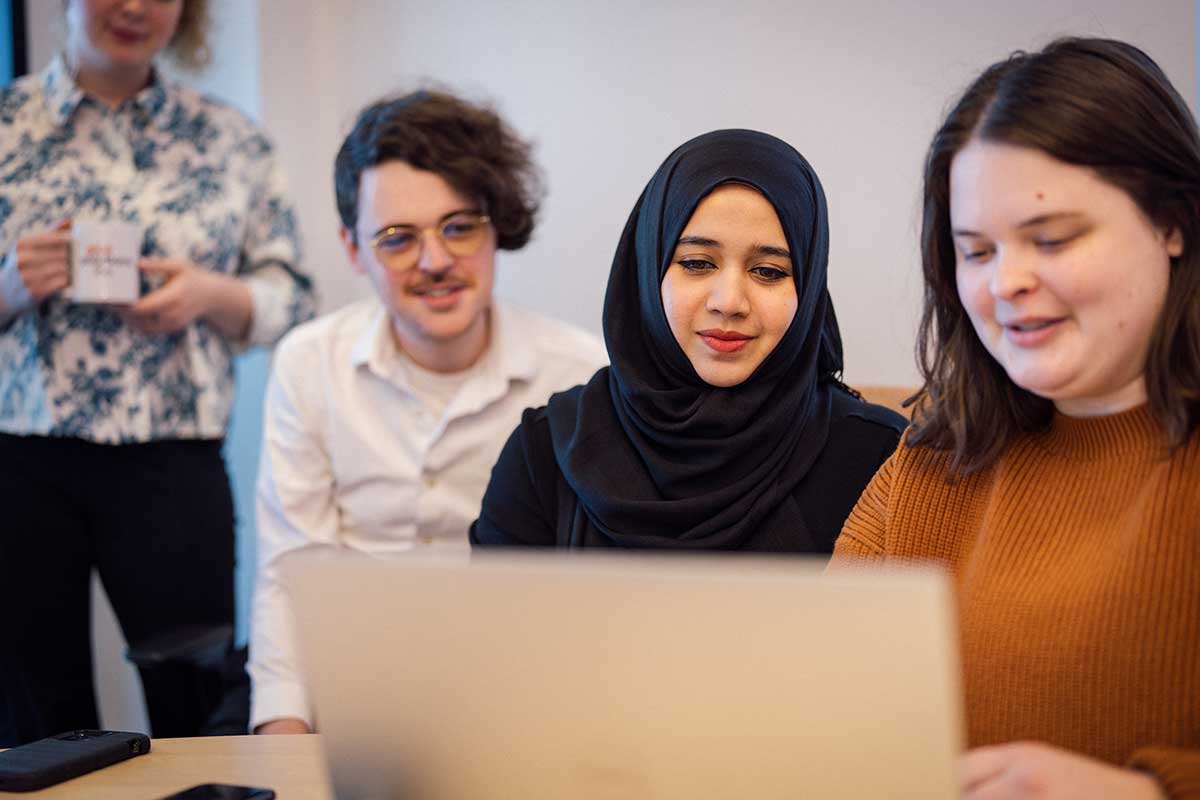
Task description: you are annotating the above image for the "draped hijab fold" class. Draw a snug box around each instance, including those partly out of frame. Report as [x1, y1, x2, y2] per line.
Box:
[546, 129, 844, 549]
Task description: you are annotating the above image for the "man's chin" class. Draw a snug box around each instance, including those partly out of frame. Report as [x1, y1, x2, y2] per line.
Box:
[408, 307, 487, 341]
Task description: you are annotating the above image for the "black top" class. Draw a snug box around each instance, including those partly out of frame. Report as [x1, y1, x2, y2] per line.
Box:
[552, 129, 860, 549]
[473, 129, 901, 552]
[471, 385, 905, 553]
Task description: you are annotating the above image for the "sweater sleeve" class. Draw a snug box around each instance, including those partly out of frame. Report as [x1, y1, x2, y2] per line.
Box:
[1129, 746, 1200, 799]
[828, 447, 898, 566]
[470, 407, 559, 547]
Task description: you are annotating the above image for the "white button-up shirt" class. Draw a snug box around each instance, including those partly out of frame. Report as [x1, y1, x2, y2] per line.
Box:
[248, 298, 607, 729]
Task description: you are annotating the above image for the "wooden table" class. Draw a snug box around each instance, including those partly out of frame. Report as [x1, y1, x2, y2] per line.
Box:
[11, 735, 333, 799]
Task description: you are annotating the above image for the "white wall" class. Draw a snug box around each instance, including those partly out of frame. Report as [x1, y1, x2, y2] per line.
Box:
[24, 1, 56, 73]
[259, 0, 1195, 387]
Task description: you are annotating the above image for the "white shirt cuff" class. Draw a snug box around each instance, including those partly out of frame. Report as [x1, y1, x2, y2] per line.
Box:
[243, 267, 303, 348]
[249, 679, 314, 733]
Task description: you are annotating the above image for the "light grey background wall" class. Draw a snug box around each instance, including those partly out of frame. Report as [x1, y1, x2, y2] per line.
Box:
[259, 0, 1196, 388]
[24, 1, 55, 72]
[16, 0, 1199, 732]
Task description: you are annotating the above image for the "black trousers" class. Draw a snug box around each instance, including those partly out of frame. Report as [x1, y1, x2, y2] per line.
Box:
[0, 434, 235, 746]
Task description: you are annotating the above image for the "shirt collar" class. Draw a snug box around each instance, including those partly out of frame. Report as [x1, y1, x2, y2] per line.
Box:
[488, 301, 540, 383]
[349, 304, 395, 373]
[42, 54, 85, 126]
[128, 69, 172, 124]
[42, 53, 173, 128]
[349, 300, 540, 386]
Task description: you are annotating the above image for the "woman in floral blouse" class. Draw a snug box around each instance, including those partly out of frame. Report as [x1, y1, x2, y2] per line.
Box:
[0, 0, 315, 745]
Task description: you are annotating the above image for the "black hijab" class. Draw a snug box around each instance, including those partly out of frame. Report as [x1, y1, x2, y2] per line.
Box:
[546, 129, 843, 550]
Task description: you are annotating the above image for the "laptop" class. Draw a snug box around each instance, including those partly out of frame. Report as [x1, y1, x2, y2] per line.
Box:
[284, 552, 963, 799]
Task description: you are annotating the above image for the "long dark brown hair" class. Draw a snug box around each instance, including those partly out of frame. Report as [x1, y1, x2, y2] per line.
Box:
[908, 37, 1200, 473]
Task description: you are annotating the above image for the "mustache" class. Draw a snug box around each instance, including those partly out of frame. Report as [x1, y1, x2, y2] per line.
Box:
[406, 270, 472, 292]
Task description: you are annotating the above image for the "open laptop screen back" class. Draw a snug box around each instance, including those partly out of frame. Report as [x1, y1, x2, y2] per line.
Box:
[286, 552, 962, 800]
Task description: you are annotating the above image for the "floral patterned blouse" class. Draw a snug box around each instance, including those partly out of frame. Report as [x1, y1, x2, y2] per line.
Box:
[0, 56, 315, 444]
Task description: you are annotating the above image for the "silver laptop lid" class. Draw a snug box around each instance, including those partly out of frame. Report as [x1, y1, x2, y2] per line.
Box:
[285, 552, 962, 800]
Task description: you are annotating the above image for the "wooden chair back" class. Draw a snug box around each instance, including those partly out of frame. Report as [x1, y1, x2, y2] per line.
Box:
[854, 385, 919, 419]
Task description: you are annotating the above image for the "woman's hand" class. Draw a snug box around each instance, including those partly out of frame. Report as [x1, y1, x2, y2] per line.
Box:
[254, 717, 312, 735]
[6, 220, 71, 303]
[121, 258, 252, 339]
[960, 742, 1166, 800]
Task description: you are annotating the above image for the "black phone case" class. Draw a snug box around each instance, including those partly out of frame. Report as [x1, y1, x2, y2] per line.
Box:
[0, 730, 151, 792]
[159, 784, 276, 800]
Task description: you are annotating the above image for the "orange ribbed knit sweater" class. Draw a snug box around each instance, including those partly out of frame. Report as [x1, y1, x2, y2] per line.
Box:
[832, 405, 1200, 799]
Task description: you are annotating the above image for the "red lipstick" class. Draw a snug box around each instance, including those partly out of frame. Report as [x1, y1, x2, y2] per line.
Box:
[698, 329, 753, 353]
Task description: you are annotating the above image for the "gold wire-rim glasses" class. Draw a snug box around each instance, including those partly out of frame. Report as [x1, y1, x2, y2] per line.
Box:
[368, 210, 493, 269]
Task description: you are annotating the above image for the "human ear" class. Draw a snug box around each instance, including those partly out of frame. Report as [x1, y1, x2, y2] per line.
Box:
[339, 226, 365, 274]
[1165, 226, 1184, 258]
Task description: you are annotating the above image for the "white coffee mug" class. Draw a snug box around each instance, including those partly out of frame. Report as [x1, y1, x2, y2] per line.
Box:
[70, 221, 142, 304]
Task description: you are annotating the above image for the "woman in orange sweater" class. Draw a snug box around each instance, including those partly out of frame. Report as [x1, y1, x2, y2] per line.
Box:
[832, 38, 1199, 799]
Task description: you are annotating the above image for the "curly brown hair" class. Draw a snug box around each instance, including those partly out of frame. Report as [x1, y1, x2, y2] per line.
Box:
[907, 37, 1200, 474]
[334, 90, 542, 250]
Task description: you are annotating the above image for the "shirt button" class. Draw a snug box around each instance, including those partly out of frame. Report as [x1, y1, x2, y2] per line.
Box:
[423, 475, 436, 489]
[417, 533, 434, 545]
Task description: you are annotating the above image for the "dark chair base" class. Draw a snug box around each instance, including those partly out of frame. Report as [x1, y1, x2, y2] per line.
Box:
[125, 624, 250, 737]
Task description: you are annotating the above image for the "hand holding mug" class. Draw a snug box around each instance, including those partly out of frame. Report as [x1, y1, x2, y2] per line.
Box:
[119, 257, 222, 335]
[7, 220, 71, 302]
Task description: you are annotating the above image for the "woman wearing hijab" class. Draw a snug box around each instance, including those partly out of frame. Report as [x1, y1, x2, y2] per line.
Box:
[471, 129, 905, 553]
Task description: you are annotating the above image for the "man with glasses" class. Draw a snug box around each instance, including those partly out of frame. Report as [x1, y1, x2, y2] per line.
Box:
[248, 91, 607, 734]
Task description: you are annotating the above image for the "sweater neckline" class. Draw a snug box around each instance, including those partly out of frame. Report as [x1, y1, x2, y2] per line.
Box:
[1040, 403, 1164, 460]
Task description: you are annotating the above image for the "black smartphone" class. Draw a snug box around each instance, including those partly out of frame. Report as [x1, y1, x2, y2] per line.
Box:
[157, 784, 275, 800]
[0, 729, 150, 792]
